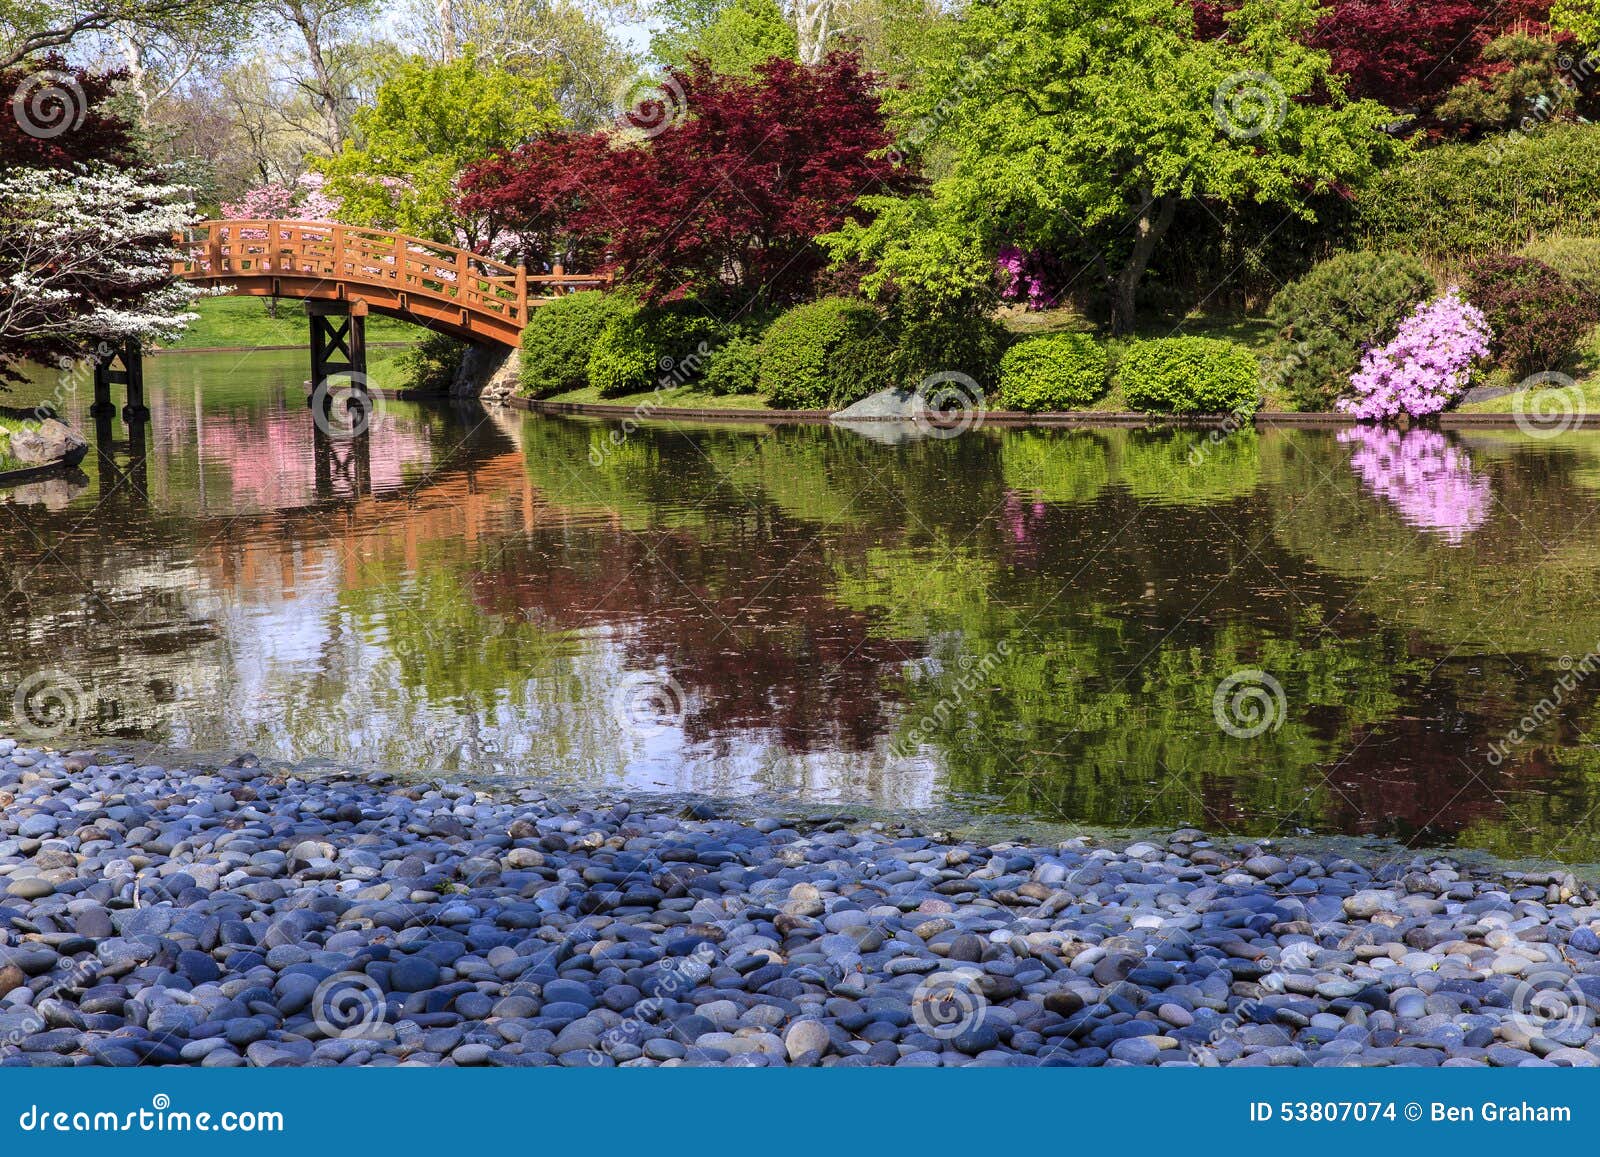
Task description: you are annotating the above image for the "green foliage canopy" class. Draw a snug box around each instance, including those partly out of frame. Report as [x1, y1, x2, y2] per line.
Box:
[319, 53, 563, 244]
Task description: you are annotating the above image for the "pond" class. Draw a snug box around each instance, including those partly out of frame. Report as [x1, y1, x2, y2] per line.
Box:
[3, 349, 1600, 862]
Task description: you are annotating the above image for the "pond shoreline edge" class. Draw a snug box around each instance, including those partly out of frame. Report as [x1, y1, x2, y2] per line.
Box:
[493, 396, 1545, 429]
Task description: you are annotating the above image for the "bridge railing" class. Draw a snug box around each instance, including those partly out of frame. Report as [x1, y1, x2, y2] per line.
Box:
[174, 221, 611, 332]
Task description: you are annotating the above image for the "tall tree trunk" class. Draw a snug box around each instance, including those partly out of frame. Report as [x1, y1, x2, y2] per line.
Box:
[281, 0, 345, 152]
[437, 0, 457, 61]
[792, 0, 833, 65]
[115, 28, 152, 125]
[1109, 191, 1178, 336]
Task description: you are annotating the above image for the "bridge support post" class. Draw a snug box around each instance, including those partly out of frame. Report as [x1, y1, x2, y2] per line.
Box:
[92, 340, 146, 422]
[306, 299, 368, 402]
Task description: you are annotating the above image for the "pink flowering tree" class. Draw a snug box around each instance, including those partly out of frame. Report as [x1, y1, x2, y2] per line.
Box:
[221, 174, 343, 223]
[1338, 288, 1493, 421]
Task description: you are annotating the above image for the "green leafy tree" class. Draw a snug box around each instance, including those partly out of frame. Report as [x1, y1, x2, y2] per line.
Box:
[840, 0, 1399, 334]
[1551, 0, 1600, 45]
[691, 0, 798, 75]
[319, 53, 563, 245]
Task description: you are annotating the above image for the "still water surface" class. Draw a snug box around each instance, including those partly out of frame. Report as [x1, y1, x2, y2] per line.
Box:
[5, 351, 1600, 860]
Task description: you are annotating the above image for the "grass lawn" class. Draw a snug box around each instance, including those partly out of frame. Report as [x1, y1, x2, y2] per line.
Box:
[164, 296, 417, 351]
[0, 414, 41, 472]
[1456, 323, 1600, 414]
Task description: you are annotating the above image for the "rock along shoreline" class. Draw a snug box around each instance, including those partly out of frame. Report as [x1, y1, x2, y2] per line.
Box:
[2, 734, 1597, 1069]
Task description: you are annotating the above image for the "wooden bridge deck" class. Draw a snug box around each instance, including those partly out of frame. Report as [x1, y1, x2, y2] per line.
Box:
[174, 221, 608, 347]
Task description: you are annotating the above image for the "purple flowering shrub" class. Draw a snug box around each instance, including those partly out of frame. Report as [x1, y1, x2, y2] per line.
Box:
[1338, 288, 1492, 420]
[996, 246, 1067, 311]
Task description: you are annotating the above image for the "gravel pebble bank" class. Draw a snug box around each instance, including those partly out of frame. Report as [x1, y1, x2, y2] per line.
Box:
[1, 736, 1597, 1068]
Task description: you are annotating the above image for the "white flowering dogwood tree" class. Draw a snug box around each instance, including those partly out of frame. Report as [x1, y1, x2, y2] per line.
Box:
[0, 164, 200, 382]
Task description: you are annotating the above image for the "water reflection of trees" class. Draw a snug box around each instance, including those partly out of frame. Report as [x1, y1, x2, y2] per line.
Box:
[17, 387, 1600, 856]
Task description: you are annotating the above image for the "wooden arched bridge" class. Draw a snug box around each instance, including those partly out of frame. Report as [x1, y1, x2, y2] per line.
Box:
[94, 220, 608, 421]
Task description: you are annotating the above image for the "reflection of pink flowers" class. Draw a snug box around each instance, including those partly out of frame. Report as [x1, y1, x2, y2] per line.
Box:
[1339, 426, 1491, 545]
[1339, 288, 1492, 420]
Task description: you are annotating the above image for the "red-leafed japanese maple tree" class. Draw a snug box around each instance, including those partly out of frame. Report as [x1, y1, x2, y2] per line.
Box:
[457, 51, 913, 305]
[1193, 0, 1554, 113]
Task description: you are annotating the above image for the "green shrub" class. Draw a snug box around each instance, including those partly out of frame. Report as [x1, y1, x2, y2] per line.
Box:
[995, 333, 1109, 412]
[1265, 251, 1435, 410]
[1359, 124, 1600, 259]
[1464, 254, 1595, 375]
[520, 290, 634, 397]
[399, 331, 465, 392]
[891, 309, 1011, 391]
[586, 300, 726, 398]
[1119, 337, 1261, 415]
[703, 333, 763, 395]
[1520, 235, 1600, 295]
[758, 297, 894, 409]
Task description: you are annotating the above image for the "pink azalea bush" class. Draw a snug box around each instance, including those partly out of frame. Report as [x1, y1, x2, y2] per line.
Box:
[1338, 288, 1492, 420]
[996, 245, 1065, 311]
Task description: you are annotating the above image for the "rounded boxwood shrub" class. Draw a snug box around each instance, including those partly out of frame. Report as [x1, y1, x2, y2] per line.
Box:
[703, 333, 763, 395]
[519, 290, 633, 398]
[892, 309, 1011, 392]
[1464, 254, 1595, 375]
[758, 297, 893, 409]
[1119, 337, 1261, 415]
[586, 300, 726, 398]
[1265, 251, 1435, 410]
[995, 333, 1109, 411]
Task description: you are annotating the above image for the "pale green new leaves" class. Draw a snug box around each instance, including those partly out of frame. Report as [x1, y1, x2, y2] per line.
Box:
[318, 53, 564, 243]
